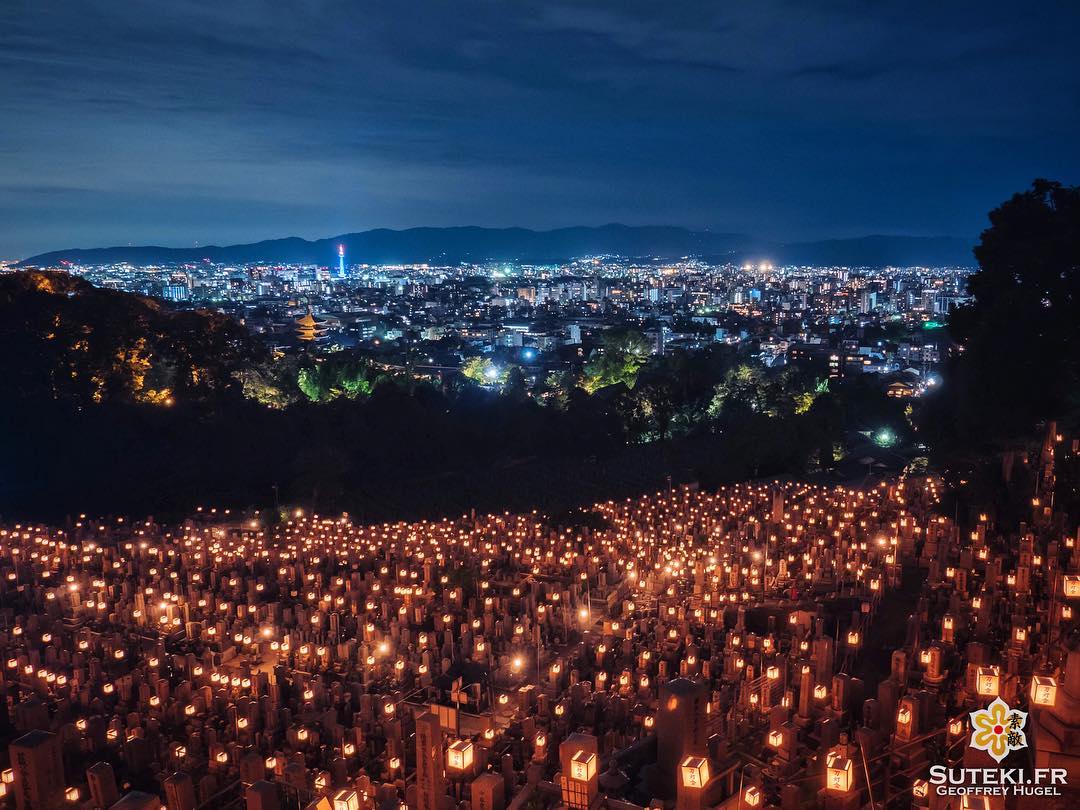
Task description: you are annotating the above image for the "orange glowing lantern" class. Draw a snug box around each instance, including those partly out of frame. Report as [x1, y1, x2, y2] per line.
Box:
[333, 789, 360, 810]
[1031, 676, 1058, 707]
[1064, 575, 1080, 598]
[826, 753, 853, 793]
[680, 756, 709, 788]
[447, 739, 474, 771]
[976, 666, 1000, 697]
[570, 750, 597, 781]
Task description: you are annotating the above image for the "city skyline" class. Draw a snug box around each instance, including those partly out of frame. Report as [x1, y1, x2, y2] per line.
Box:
[2, 4, 1080, 809]
[3, 2, 1079, 258]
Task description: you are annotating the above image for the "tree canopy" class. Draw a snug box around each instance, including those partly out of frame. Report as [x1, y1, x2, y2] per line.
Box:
[0, 270, 258, 406]
[0, 269, 927, 522]
[582, 328, 651, 393]
[935, 179, 1080, 447]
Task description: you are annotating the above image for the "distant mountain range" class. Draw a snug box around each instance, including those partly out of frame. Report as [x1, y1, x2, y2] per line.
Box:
[18, 225, 975, 268]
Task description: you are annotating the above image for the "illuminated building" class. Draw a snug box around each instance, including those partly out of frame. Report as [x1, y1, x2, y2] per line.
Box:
[296, 308, 329, 342]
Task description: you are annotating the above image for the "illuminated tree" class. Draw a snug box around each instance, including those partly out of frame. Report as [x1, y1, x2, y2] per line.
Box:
[235, 357, 301, 409]
[462, 357, 505, 385]
[541, 371, 574, 410]
[0, 270, 258, 407]
[582, 328, 650, 393]
[296, 355, 375, 403]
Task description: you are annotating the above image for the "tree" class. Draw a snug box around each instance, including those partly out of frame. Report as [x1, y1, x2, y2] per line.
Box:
[235, 356, 301, 409]
[941, 180, 1080, 445]
[582, 328, 651, 393]
[462, 356, 505, 385]
[503, 366, 528, 401]
[0, 270, 259, 407]
[295, 354, 375, 403]
[541, 371, 574, 410]
[708, 365, 767, 416]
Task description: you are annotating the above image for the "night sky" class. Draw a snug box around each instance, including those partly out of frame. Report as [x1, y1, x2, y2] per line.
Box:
[2, 1, 1078, 259]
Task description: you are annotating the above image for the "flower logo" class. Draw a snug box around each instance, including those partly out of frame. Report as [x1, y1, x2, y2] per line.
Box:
[969, 698, 1027, 763]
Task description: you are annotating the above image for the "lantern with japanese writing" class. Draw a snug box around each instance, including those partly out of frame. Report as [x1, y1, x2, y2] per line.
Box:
[447, 740, 474, 772]
[826, 753, 853, 793]
[333, 790, 360, 810]
[976, 666, 1000, 697]
[680, 756, 709, 788]
[1031, 676, 1058, 707]
[570, 750, 597, 782]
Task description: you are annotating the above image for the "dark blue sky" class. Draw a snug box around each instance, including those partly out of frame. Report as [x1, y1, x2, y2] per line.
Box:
[2, 0, 1078, 258]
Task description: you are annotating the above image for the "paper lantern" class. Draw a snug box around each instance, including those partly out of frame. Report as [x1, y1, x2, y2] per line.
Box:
[333, 789, 360, 810]
[570, 750, 597, 781]
[1031, 676, 1058, 707]
[826, 753, 853, 793]
[447, 739, 474, 771]
[1064, 575, 1080, 598]
[976, 666, 1000, 697]
[680, 756, 709, 788]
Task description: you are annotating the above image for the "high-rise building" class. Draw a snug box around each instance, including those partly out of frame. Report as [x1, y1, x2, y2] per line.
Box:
[161, 283, 190, 301]
[10, 730, 64, 810]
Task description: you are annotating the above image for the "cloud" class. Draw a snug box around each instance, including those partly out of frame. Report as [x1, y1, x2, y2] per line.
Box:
[0, 0, 1078, 257]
